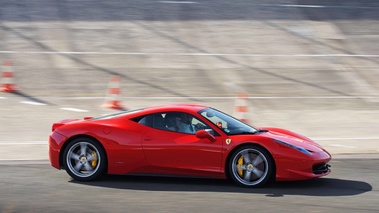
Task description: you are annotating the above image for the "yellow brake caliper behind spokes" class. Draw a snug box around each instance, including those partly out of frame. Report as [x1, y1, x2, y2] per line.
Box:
[91, 151, 98, 168]
[237, 155, 244, 177]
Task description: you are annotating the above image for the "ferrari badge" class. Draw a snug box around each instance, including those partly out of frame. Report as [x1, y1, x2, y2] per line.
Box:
[226, 139, 232, 145]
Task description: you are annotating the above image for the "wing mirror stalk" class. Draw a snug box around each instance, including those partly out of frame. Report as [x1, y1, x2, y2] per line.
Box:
[196, 129, 216, 142]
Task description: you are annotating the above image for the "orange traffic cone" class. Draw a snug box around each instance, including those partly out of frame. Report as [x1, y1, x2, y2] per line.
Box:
[103, 75, 125, 110]
[1, 60, 18, 92]
[233, 93, 249, 123]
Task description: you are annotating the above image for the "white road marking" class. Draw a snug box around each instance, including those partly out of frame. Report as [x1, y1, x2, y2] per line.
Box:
[0, 141, 46, 145]
[259, 4, 379, 9]
[328, 144, 357, 149]
[3, 96, 378, 101]
[0, 51, 379, 57]
[278, 4, 325, 8]
[333, 154, 379, 159]
[4, 95, 379, 106]
[158, 1, 197, 3]
[314, 137, 379, 141]
[241, 96, 379, 100]
[60, 107, 89, 112]
[0, 160, 49, 164]
[46, 96, 378, 100]
[20, 101, 47, 106]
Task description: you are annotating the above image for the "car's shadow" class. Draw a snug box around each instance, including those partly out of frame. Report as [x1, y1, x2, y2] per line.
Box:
[70, 175, 372, 197]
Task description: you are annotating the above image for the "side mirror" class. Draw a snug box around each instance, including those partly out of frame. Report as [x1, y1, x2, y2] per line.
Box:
[196, 130, 216, 142]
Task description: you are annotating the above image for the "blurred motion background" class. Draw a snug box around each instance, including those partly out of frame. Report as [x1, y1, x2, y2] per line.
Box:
[1, 0, 379, 158]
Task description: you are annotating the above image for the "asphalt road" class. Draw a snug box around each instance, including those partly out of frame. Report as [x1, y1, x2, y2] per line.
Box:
[1, 0, 379, 212]
[1, 0, 379, 153]
[0, 157, 378, 213]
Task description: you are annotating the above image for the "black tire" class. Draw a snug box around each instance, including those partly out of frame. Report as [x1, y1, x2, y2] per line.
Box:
[228, 145, 274, 187]
[62, 137, 107, 181]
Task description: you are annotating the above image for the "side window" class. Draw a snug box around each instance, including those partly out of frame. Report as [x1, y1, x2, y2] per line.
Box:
[152, 113, 166, 130]
[138, 112, 212, 134]
[191, 116, 208, 131]
[138, 113, 166, 130]
[164, 112, 181, 132]
[138, 115, 152, 127]
[166, 112, 209, 134]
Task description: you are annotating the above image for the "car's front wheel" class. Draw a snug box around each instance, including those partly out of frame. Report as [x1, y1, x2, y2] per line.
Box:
[62, 137, 106, 181]
[228, 145, 274, 187]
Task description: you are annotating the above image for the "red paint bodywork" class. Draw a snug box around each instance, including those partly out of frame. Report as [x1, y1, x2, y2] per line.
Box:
[49, 104, 331, 181]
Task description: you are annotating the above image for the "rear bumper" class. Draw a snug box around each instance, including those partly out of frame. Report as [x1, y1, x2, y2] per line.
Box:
[48, 131, 67, 169]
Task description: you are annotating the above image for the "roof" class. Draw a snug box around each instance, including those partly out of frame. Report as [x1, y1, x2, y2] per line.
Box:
[137, 103, 208, 115]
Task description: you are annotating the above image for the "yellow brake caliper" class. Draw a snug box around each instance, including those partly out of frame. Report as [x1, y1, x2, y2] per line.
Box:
[91, 151, 98, 168]
[237, 155, 244, 177]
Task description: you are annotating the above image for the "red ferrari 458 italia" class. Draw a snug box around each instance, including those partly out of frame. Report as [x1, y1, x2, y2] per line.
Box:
[49, 104, 331, 187]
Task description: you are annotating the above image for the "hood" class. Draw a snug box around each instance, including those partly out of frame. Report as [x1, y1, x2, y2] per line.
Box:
[260, 127, 324, 152]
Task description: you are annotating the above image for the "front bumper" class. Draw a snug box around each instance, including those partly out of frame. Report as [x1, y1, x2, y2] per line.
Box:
[275, 150, 331, 181]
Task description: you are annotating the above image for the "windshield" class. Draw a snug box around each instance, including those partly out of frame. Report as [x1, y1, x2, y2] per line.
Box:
[198, 108, 258, 135]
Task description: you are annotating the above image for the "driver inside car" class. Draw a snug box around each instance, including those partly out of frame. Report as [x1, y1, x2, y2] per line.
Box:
[177, 113, 196, 134]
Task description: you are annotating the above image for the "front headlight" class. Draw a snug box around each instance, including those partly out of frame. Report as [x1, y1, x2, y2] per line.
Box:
[273, 138, 312, 156]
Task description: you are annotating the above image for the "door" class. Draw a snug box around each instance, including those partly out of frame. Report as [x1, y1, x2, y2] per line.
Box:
[140, 112, 224, 174]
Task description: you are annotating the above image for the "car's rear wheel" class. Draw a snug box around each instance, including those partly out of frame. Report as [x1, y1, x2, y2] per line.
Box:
[62, 137, 106, 181]
[228, 145, 274, 187]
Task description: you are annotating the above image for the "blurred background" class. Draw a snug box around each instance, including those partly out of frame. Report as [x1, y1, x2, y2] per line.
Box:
[1, 1, 379, 213]
[1, 0, 379, 158]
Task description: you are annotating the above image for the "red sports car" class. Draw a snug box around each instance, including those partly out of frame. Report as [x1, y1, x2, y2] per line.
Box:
[49, 104, 331, 187]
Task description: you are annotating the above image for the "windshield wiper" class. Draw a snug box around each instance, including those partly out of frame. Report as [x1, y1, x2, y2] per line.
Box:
[229, 131, 257, 135]
[228, 129, 267, 135]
